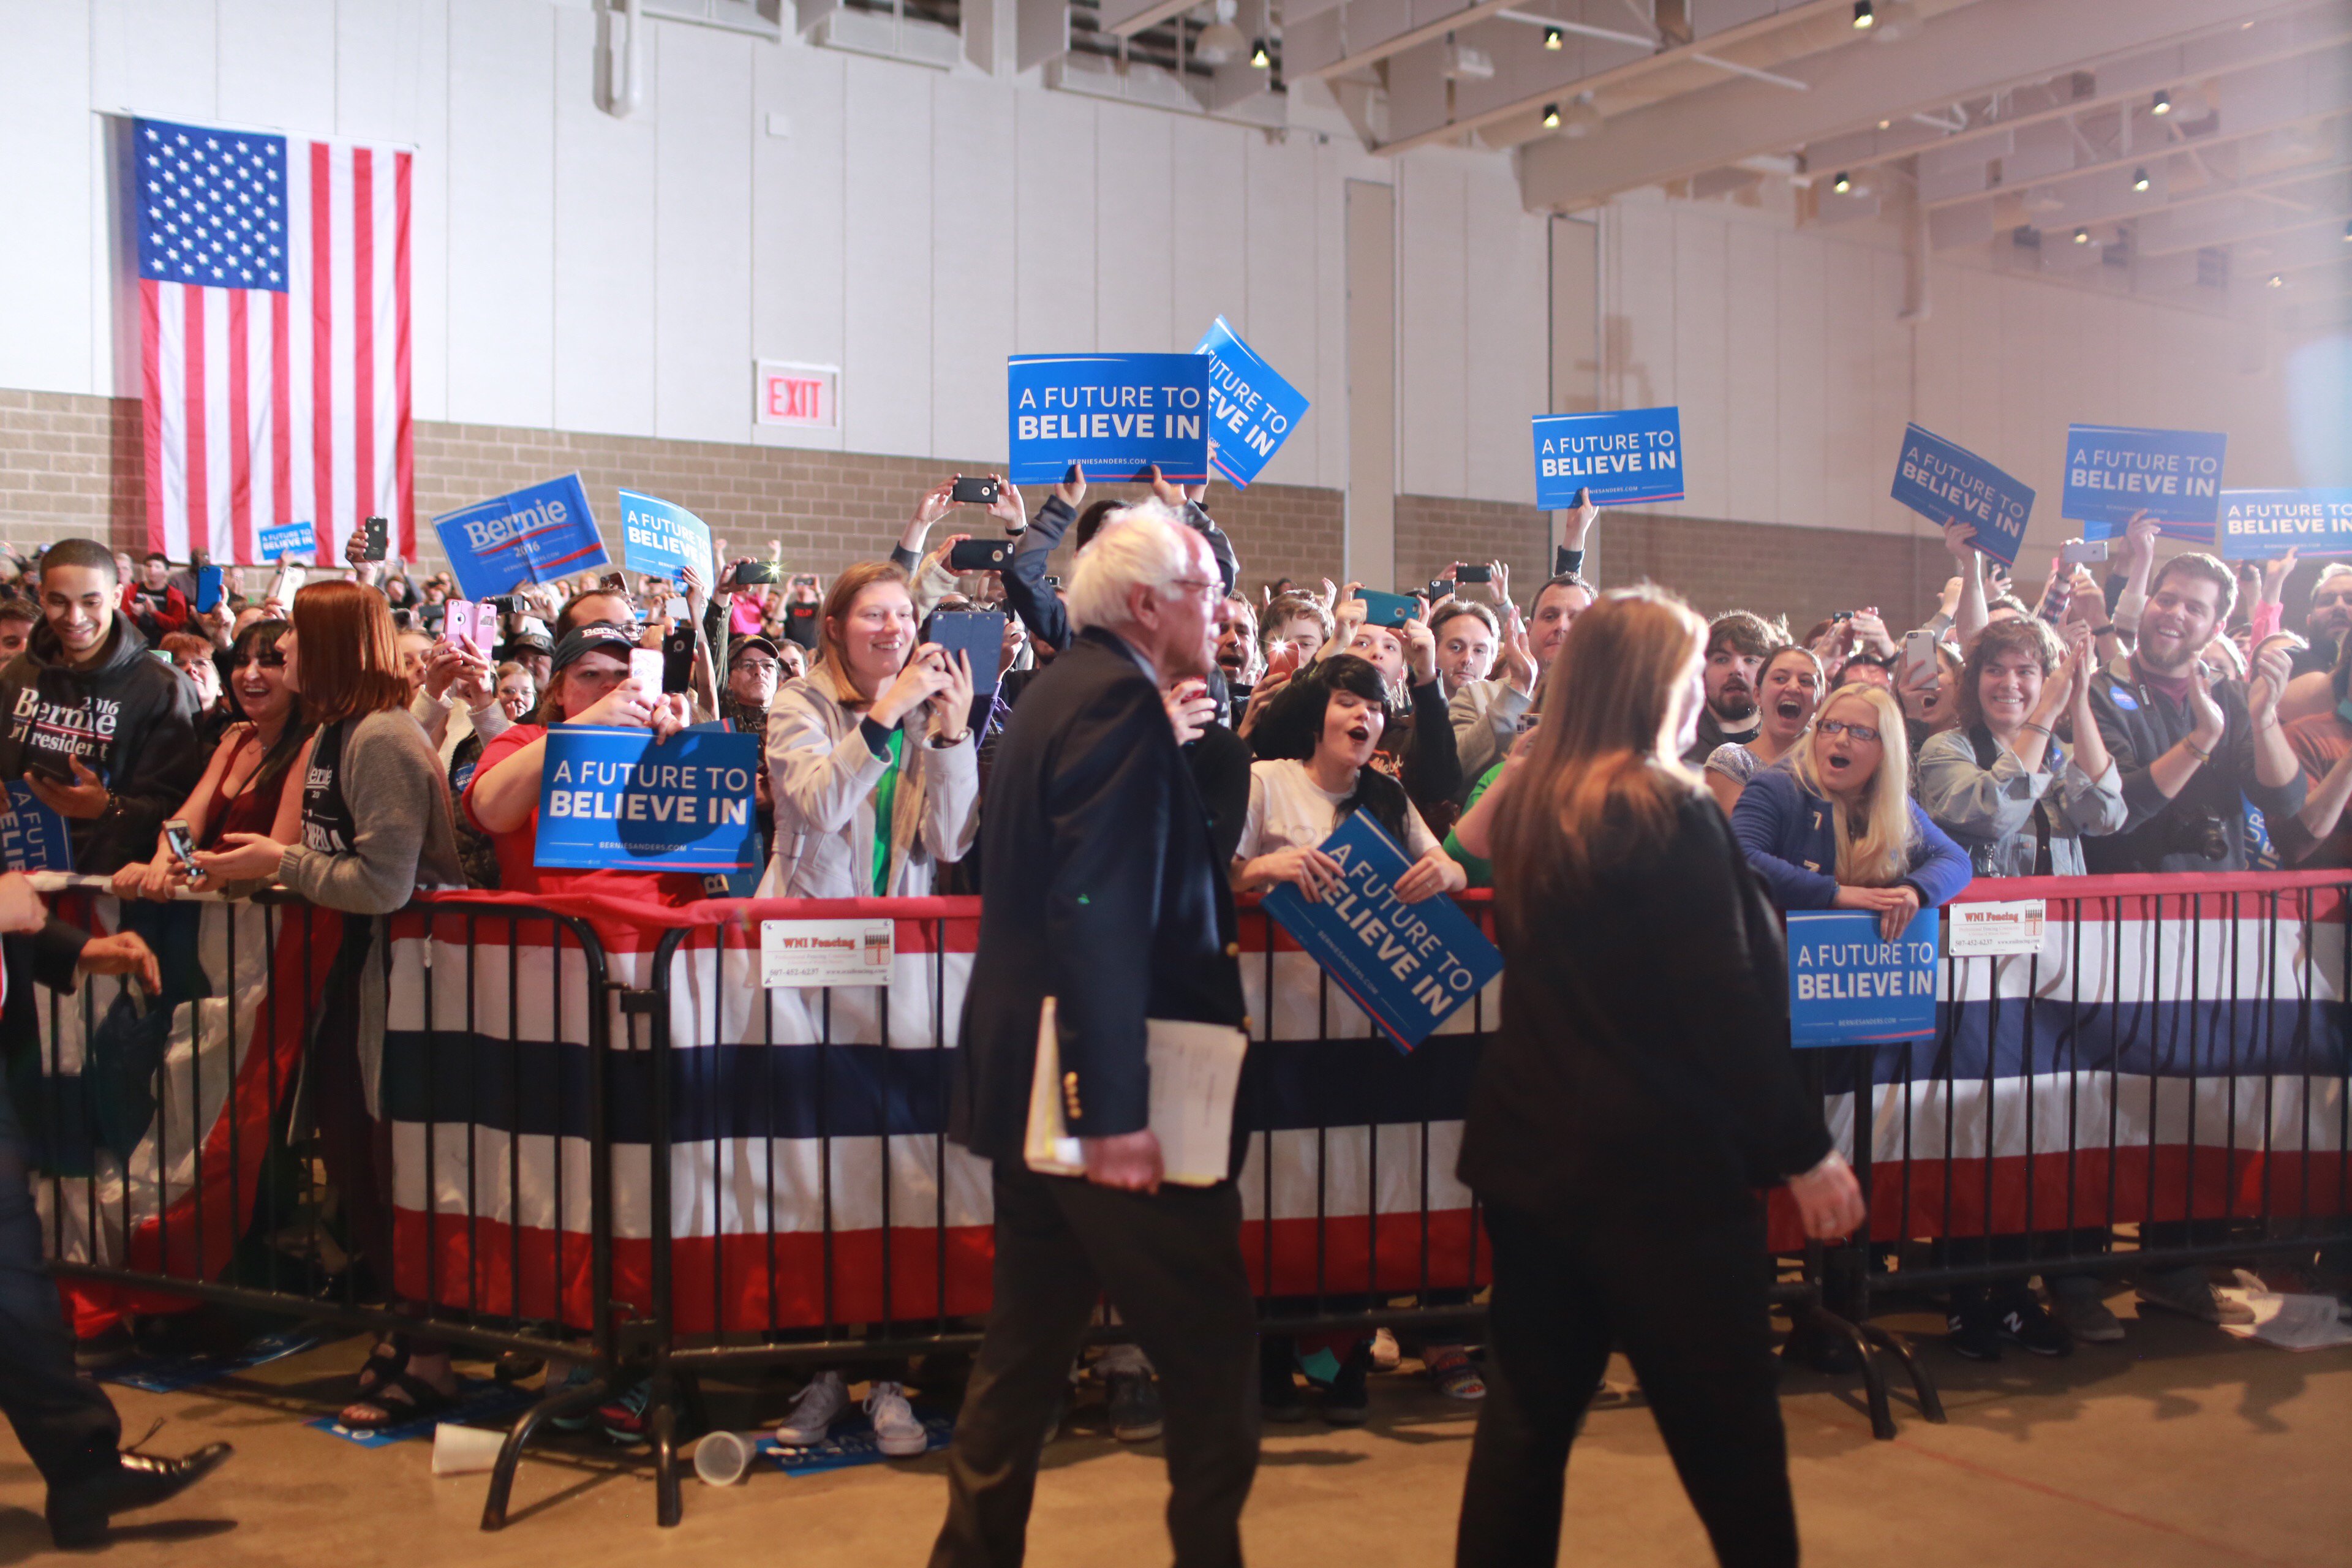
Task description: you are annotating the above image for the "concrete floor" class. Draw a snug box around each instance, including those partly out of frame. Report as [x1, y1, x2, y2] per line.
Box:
[2, 1290, 2346, 1567]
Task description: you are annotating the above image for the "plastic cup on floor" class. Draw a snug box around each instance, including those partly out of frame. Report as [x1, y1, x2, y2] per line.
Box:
[432, 1422, 508, 1477]
[694, 1430, 759, 1487]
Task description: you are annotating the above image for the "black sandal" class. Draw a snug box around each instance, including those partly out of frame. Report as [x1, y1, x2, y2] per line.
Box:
[350, 1335, 412, 1401]
[339, 1366, 456, 1433]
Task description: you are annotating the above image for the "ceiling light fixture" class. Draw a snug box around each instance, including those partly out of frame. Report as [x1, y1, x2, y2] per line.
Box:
[1852, 1, 1873, 29]
[1542, 103, 1561, 129]
[1193, 0, 1246, 66]
[2342, 219, 2351, 241]
[1249, 38, 1271, 67]
[2074, 227, 2091, 244]
[2268, 273, 2286, 288]
[2132, 167, 2150, 192]
[1877, 119, 1891, 130]
[1831, 171, 1852, 194]
[2151, 89, 2171, 115]
[1544, 26, 1562, 48]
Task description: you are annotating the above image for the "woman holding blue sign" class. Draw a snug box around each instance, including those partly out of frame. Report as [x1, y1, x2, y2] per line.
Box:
[1449, 586, 1863, 1567]
[1730, 684, 1972, 941]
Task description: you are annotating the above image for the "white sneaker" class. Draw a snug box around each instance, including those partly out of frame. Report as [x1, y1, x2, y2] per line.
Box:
[774, 1370, 847, 1447]
[865, 1381, 929, 1458]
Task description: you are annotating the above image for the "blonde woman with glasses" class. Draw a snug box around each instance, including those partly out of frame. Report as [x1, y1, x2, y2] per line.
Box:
[1729, 683, 1972, 938]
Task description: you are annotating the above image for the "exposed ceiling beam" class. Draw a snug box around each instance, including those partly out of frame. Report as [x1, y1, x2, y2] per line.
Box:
[1519, 0, 2302, 213]
[1099, 0, 1194, 40]
[1796, 2, 2352, 179]
[2138, 198, 2352, 257]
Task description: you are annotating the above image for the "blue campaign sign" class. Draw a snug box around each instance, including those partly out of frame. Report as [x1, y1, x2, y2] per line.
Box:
[1531, 406, 1684, 508]
[0, 782, 73, 873]
[534, 726, 761, 874]
[617, 489, 713, 584]
[432, 474, 609, 602]
[1786, 907, 1939, 1048]
[1259, 813, 1504, 1052]
[1890, 424, 2035, 567]
[1006, 354, 1210, 485]
[1192, 318, 1310, 488]
[2060, 424, 2228, 527]
[257, 520, 315, 562]
[2218, 489, 2352, 560]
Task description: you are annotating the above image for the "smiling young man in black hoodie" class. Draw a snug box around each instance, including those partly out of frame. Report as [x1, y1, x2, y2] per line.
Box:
[0, 540, 202, 876]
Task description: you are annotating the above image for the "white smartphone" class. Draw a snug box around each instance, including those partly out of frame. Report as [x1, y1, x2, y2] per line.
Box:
[628, 647, 665, 694]
[1901, 628, 1939, 685]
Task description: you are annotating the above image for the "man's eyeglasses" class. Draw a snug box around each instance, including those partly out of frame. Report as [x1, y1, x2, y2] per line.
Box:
[1816, 718, 1882, 743]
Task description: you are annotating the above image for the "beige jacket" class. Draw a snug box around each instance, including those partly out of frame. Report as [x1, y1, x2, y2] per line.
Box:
[761, 661, 979, 899]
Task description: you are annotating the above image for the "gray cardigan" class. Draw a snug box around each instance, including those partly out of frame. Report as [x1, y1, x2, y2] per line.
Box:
[275, 707, 465, 913]
[1915, 725, 2127, 878]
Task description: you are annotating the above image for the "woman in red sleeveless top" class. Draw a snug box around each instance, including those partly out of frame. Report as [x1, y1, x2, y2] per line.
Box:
[110, 619, 309, 901]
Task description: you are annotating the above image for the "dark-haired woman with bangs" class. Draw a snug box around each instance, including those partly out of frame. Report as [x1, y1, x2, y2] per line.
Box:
[1231, 653, 1465, 905]
[1229, 654, 1466, 1423]
[1449, 586, 1863, 1568]
[112, 619, 311, 902]
[192, 581, 464, 1432]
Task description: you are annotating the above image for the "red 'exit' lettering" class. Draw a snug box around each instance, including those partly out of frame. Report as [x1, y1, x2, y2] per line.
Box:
[767, 377, 821, 420]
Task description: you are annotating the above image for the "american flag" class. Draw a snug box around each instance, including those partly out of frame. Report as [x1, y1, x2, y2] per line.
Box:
[134, 118, 413, 565]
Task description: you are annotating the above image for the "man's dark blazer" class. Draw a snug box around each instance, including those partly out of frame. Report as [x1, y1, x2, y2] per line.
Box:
[950, 627, 1245, 1166]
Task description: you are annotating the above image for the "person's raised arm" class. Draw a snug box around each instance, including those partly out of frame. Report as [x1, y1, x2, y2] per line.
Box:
[2112, 510, 2158, 638]
[1556, 486, 1599, 579]
[2246, 644, 2303, 796]
[1003, 467, 1079, 651]
[1943, 519, 1988, 649]
[894, 480, 957, 573]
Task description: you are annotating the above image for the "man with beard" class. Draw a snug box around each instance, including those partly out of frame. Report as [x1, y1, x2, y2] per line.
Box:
[2293, 564, 2352, 680]
[1449, 573, 1591, 783]
[1212, 594, 1261, 720]
[1678, 611, 1775, 766]
[2086, 551, 2301, 876]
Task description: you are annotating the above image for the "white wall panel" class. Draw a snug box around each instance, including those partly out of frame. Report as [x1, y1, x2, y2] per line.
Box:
[552, 5, 657, 440]
[1462, 157, 1544, 507]
[930, 75, 1017, 465]
[1093, 105, 1175, 355]
[1611, 203, 1676, 423]
[1395, 154, 1465, 502]
[1819, 240, 1874, 533]
[1773, 230, 1825, 528]
[1723, 221, 1779, 527]
[1243, 131, 1319, 490]
[443, 0, 556, 429]
[1670, 208, 1728, 520]
[654, 24, 754, 443]
[839, 55, 930, 456]
[0, 5, 96, 394]
[1170, 118, 1246, 356]
[217, 0, 336, 132]
[1866, 247, 1912, 535]
[97, 0, 219, 123]
[749, 42, 845, 452]
[1013, 91, 1095, 355]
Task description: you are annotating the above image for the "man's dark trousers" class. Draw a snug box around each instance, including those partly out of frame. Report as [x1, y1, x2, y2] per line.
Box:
[930, 1161, 1260, 1568]
[0, 1076, 121, 1490]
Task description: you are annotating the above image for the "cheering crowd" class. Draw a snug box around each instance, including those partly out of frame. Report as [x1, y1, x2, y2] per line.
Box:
[0, 467, 2346, 1544]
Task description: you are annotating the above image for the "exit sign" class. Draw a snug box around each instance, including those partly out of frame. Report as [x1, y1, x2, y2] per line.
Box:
[756, 361, 839, 430]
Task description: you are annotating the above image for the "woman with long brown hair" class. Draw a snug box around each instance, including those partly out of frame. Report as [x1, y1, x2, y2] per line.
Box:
[1449, 586, 1864, 1568]
[193, 581, 463, 1431]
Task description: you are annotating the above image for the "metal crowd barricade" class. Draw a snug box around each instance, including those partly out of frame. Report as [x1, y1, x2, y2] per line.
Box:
[21, 883, 625, 1532]
[1814, 871, 2352, 1325]
[24, 872, 2347, 1532]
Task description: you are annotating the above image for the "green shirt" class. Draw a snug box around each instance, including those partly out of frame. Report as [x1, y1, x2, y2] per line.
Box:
[870, 727, 905, 895]
[1442, 761, 1506, 889]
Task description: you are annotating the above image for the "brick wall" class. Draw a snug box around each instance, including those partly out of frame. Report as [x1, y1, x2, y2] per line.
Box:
[0, 388, 2016, 636]
[0, 390, 144, 549]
